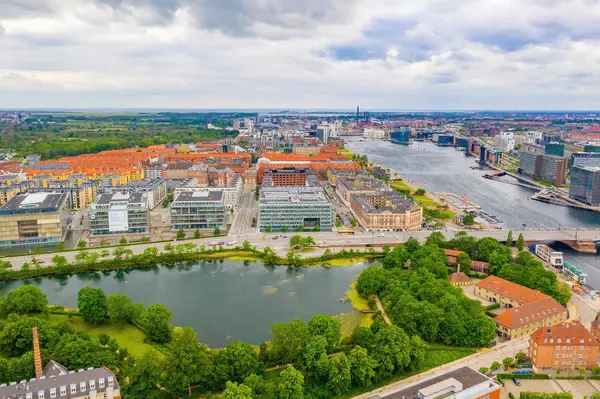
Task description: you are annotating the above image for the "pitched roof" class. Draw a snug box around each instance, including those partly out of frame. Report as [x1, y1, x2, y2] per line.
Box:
[449, 272, 471, 284]
[494, 296, 566, 329]
[530, 321, 599, 346]
[445, 249, 462, 257]
[476, 276, 547, 304]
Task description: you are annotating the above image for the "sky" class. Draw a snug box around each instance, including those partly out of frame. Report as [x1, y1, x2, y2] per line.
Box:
[1, 0, 600, 110]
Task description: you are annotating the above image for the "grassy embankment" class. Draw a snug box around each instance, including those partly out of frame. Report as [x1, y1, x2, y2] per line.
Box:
[390, 179, 455, 220]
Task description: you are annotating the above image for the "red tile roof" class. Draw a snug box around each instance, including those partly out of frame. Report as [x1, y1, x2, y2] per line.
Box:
[476, 276, 547, 304]
[494, 296, 566, 329]
[530, 321, 598, 346]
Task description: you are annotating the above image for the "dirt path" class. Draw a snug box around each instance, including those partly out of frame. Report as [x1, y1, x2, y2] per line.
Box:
[375, 295, 391, 325]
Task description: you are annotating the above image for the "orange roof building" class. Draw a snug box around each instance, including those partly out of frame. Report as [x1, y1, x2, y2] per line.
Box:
[475, 275, 548, 308]
[256, 153, 360, 183]
[529, 321, 599, 368]
[494, 296, 567, 339]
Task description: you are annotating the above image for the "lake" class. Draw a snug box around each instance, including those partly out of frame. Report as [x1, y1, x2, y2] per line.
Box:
[0, 260, 370, 347]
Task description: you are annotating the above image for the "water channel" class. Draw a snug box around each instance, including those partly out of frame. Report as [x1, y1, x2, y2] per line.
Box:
[0, 260, 370, 348]
[347, 140, 600, 286]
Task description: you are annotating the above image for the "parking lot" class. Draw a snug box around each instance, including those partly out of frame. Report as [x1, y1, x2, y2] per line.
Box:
[502, 378, 600, 399]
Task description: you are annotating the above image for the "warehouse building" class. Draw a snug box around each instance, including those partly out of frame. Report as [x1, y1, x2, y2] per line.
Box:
[171, 190, 226, 230]
[259, 186, 333, 232]
[88, 192, 149, 235]
[0, 191, 69, 248]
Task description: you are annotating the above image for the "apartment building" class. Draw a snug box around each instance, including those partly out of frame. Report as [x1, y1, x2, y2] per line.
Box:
[529, 321, 599, 368]
[0, 191, 69, 248]
[350, 192, 423, 231]
[88, 192, 149, 235]
[263, 167, 315, 187]
[494, 296, 568, 339]
[171, 190, 226, 230]
[336, 176, 392, 206]
[475, 276, 548, 308]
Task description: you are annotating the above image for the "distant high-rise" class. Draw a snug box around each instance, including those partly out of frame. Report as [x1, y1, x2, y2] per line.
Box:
[356, 106, 360, 125]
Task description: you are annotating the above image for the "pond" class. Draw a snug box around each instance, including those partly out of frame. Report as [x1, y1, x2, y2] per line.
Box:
[0, 259, 371, 347]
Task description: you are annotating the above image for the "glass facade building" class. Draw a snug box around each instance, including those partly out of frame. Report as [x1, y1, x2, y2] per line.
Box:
[171, 190, 225, 229]
[569, 166, 600, 206]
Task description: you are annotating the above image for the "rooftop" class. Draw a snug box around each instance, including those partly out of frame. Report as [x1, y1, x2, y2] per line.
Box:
[91, 192, 147, 207]
[476, 276, 548, 304]
[351, 192, 420, 214]
[384, 366, 497, 399]
[173, 190, 223, 203]
[530, 321, 598, 346]
[260, 186, 331, 205]
[494, 296, 567, 329]
[0, 191, 67, 213]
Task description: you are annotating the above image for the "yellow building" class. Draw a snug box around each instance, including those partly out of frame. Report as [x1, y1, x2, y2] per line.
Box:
[0, 191, 69, 248]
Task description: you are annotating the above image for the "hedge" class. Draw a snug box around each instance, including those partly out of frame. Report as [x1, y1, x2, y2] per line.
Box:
[484, 303, 501, 311]
[555, 376, 585, 380]
[509, 393, 516, 399]
[497, 374, 551, 380]
[520, 393, 573, 399]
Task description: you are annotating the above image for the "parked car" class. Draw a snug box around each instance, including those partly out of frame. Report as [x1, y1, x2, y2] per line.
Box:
[217, 241, 225, 245]
[513, 377, 521, 386]
[514, 370, 533, 375]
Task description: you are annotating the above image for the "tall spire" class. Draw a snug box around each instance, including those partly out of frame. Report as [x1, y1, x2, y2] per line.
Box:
[32, 327, 43, 379]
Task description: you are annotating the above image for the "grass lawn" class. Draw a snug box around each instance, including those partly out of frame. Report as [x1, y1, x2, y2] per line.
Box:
[413, 195, 439, 207]
[42, 314, 157, 358]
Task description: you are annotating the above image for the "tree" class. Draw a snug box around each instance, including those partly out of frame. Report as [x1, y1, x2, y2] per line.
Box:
[214, 227, 221, 235]
[577, 366, 587, 377]
[490, 361, 501, 371]
[502, 357, 514, 369]
[222, 381, 253, 399]
[244, 374, 265, 396]
[124, 351, 163, 399]
[74, 251, 90, 264]
[515, 352, 527, 363]
[278, 365, 304, 399]
[215, 341, 260, 383]
[119, 236, 128, 244]
[286, 251, 302, 267]
[100, 249, 110, 258]
[370, 325, 411, 378]
[414, 188, 426, 196]
[106, 293, 134, 328]
[348, 345, 378, 387]
[163, 327, 214, 396]
[404, 237, 421, 253]
[301, 335, 328, 372]
[295, 225, 304, 232]
[382, 246, 410, 269]
[113, 246, 126, 261]
[77, 239, 87, 248]
[271, 319, 309, 363]
[98, 333, 110, 346]
[456, 252, 472, 273]
[516, 233, 525, 251]
[263, 246, 278, 266]
[176, 229, 186, 240]
[355, 265, 388, 296]
[194, 229, 201, 239]
[0, 260, 12, 270]
[77, 287, 107, 325]
[382, 244, 391, 254]
[0, 285, 47, 316]
[327, 353, 352, 395]
[351, 327, 375, 347]
[479, 367, 489, 375]
[591, 365, 600, 375]
[462, 214, 475, 226]
[506, 231, 514, 247]
[308, 314, 341, 350]
[281, 226, 288, 233]
[265, 226, 272, 233]
[425, 232, 446, 247]
[142, 304, 173, 344]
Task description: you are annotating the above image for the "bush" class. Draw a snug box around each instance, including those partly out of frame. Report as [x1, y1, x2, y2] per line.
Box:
[483, 303, 501, 311]
[520, 393, 573, 399]
[509, 393, 516, 399]
[497, 374, 551, 380]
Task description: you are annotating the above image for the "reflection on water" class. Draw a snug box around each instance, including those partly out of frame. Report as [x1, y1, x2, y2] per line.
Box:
[0, 260, 371, 347]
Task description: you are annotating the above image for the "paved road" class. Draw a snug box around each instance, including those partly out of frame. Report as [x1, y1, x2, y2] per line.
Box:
[4, 228, 600, 269]
[229, 191, 258, 237]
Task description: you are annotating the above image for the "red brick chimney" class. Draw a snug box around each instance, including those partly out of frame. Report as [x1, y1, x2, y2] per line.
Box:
[32, 327, 43, 379]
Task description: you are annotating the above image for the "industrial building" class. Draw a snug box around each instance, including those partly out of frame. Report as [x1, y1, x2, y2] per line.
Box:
[101, 178, 167, 209]
[0, 191, 69, 248]
[349, 192, 422, 231]
[88, 192, 149, 235]
[258, 186, 333, 232]
[569, 166, 600, 206]
[519, 151, 567, 185]
[171, 190, 226, 230]
[382, 366, 500, 399]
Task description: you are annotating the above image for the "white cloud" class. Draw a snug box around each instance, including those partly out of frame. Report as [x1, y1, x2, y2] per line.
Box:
[1, 0, 600, 109]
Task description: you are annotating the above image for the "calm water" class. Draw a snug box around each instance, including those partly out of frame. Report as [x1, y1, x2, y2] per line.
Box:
[0, 260, 369, 347]
[347, 140, 600, 229]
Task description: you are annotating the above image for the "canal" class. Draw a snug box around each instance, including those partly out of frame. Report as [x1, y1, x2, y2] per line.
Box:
[0, 260, 370, 348]
[347, 140, 600, 287]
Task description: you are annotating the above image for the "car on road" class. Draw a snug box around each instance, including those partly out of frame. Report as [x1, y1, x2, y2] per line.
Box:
[513, 377, 521, 386]
[217, 241, 225, 245]
[514, 370, 533, 375]
[282, 235, 288, 238]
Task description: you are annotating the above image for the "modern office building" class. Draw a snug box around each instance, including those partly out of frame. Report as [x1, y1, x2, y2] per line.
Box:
[571, 152, 600, 168]
[382, 366, 501, 399]
[171, 190, 226, 230]
[0, 191, 69, 248]
[529, 321, 599, 369]
[259, 186, 333, 231]
[349, 192, 422, 231]
[88, 192, 149, 235]
[391, 129, 411, 145]
[545, 142, 565, 157]
[569, 166, 600, 206]
[584, 145, 600, 153]
[262, 167, 315, 187]
[175, 175, 243, 209]
[519, 152, 567, 185]
[101, 178, 167, 209]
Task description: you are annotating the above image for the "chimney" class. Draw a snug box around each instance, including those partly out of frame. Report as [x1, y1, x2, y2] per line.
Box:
[457, 264, 461, 273]
[32, 327, 43, 379]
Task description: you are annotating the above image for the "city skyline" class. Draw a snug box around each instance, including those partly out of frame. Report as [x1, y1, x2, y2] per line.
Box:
[1, 0, 600, 109]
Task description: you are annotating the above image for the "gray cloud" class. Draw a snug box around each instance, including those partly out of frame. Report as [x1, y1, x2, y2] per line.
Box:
[0, 0, 55, 18]
[0, 23, 5, 37]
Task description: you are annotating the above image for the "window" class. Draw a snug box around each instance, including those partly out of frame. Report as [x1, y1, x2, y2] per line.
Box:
[60, 386, 66, 397]
[555, 353, 559, 358]
[563, 346, 567, 350]
[50, 388, 56, 399]
[554, 361, 558, 365]
[80, 381, 86, 392]
[70, 384, 77, 394]
[89, 380, 96, 390]
[579, 346, 584, 350]
[38, 391, 45, 399]
[555, 345, 560, 350]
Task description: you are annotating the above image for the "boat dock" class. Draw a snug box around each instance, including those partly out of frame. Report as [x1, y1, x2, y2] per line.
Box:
[435, 192, 481, 213]
[531, 189, 600, 212]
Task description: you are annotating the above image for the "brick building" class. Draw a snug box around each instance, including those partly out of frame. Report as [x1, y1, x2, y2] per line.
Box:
[263, 167, 315, 187]
[529, 321, 599, 369]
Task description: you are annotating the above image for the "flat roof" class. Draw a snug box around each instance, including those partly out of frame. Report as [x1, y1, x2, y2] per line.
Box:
[260, 186, 331, 205]
[0, 191, 67, 212]
[93, 192, 147, 206]
[384, 367, 493, 399]
[173, 190, 223, 203]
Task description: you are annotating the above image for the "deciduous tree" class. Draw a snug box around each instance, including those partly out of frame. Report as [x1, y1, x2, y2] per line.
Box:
[278, 365, 304, 399]
[106, 293, 134, 328]
[77, 287, 107, 325]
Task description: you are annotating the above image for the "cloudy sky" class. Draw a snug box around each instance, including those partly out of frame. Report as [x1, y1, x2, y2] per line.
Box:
[1, 0, 600, 110]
